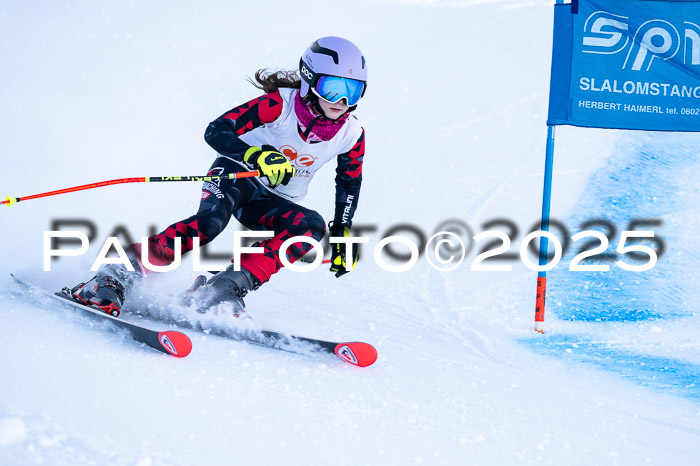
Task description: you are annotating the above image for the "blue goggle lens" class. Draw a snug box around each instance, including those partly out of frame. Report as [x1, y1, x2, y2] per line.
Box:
[314, 75, 365, 106]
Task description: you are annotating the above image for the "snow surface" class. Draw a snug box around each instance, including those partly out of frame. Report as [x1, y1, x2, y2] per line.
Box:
[2, 0, 700, 465]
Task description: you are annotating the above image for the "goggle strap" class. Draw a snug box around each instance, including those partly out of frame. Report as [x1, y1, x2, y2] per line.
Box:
[299, 58, 316, 86]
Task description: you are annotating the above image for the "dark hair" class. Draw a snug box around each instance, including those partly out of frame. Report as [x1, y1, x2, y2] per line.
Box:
[248, 69, 301, 93]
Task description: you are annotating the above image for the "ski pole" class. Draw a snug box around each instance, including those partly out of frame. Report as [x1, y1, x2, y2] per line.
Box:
[2, 171, 261, 207]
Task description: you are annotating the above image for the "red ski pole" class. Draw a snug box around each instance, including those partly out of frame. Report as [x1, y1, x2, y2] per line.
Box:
[2, 171, 261, 207]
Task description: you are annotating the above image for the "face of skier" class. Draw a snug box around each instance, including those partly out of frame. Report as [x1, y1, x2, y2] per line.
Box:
[316, 97, 349, 120]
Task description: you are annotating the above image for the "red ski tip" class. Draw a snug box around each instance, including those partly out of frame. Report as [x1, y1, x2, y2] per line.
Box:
[334, 342, 377, 367]
[158, 331, 192, 358]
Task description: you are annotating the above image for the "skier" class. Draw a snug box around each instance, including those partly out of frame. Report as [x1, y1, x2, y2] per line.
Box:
[70, 36, 367, 317]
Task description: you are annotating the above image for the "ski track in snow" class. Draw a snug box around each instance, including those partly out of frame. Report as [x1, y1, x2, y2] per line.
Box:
[522, 131, 700, 401]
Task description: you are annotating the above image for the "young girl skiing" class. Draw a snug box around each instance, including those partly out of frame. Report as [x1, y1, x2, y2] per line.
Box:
[70, 36, 367, 316]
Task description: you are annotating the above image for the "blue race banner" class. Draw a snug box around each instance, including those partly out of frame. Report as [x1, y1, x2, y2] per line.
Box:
[547, 0, 700, 131]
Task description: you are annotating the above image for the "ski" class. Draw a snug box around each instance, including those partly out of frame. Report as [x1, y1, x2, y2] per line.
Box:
[10, 274, 192, 358]
[132, 306, 378, 367]
[235, 327, 377, 367]
[10, 274, 376, 366]
[147, 275, 378, 367]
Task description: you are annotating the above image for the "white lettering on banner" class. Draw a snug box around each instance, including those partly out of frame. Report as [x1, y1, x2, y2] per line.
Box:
[578, 100, 622, 111]
[582, 13, 629, 52]
[576, 100, 680, 116]
[623, 104, 664, 113]
[687, 25, 700, 65]
[579, 77, 700, 100]
[582, 12, 700, 71]
[624, 22, 679, 72]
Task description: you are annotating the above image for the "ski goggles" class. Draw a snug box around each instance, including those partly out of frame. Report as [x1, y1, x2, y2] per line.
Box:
[312, 75, 366, 106]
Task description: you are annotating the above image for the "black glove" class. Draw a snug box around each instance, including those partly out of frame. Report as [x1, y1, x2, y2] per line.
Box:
[244, 145, 295, 187]
[329, 224, 359, 278]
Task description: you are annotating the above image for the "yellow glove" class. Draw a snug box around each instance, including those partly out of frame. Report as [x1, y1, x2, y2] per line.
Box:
[244, 145, 295, 187]
[329, 225, 359, 278]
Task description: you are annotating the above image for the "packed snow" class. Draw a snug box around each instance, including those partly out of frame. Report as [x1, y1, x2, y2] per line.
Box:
[1, 1, 699, 465]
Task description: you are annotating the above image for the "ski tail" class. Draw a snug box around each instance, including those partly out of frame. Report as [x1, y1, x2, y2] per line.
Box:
[157, 331, 193, 358]
[334, 342, 378, 367]
[10, 274, 193, 358]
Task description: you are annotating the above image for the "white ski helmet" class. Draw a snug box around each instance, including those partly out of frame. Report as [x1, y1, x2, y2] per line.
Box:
[299, 36, 367, 106]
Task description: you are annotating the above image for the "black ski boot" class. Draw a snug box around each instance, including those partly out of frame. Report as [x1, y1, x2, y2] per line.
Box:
[188, 266, 261, 316]
[71, 260, 142, 317]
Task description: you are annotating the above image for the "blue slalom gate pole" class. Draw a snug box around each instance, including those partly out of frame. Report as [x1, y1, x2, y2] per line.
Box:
[535, 125, 556, 333]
